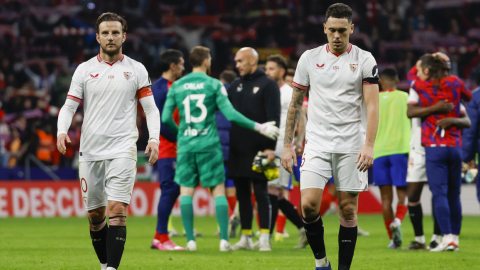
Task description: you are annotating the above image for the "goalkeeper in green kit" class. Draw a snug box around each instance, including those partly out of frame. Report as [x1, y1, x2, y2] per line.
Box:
[162, 46, 280, 251]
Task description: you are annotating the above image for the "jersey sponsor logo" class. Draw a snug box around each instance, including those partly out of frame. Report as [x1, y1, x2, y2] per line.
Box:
[90, 74, 99, 78]
[349, 64, 358, 73]
[108, 75, 114, 79]
[237, 83, 243, 92]
[183, 83, 204, 90]
[316, 63, 325, 69]
[333, 66, 339, 70]
[253, 86, 260, 94]
[124, 72, 132, 80]
[183, 126, 208, 136]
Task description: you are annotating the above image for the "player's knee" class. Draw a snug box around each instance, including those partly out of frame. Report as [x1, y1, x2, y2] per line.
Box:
[108, 202, 127, 217]
[338, 202, 356, 220]
[87, 209, 105, 224]
[301, 201, 319, 218]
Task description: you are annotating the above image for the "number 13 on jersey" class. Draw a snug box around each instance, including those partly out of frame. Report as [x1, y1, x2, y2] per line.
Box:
[182, 94, 207, 123]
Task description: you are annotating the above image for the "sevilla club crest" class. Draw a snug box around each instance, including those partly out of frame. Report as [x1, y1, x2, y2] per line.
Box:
[124, 72, 132, 80]
[349, 64, 358, 73]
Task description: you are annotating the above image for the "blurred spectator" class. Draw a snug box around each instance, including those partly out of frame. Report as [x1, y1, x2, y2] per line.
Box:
[8, 128, 21, 168]
[0, 110, 10, 167]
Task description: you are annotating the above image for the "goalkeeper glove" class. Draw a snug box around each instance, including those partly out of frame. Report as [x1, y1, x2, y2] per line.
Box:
[254, 121, 280, 140]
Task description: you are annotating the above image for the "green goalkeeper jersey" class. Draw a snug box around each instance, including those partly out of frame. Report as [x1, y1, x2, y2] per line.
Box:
[162, 72, 256, 153]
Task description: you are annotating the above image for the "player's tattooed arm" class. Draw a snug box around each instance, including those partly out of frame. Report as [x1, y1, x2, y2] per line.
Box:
[284, 87, 307, 145]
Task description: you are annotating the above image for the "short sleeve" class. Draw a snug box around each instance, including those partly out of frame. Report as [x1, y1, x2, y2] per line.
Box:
[407, 88, 419, 105]
[361, 54, 379, 85]
[292, 52, 310, 90]
[136, 63, 152, 90]
[66, 64, 85, 103]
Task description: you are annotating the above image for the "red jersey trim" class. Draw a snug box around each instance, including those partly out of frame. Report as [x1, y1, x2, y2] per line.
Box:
[97, 53, 124, 66]
[380, 89, 395, 93]
[137, 87, 153, 99]
[292, 81, 309, 90]
[363, 82, 373, 85]
[67, 95, 82, 103]
[326, 43, 352, 57]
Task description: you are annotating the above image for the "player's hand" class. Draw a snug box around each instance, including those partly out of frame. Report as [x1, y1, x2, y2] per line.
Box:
[433, 52, 450, 62]
[145, 141, 159, 166]
[356, 144, 374, 172]
[263, 149, 275, 162]
[255, 121, 280, 140]
[281, 144, 296, 174]
[57, 133, 71, 155]
[436, 117, 455, 129]
[432, 100, 454, 114]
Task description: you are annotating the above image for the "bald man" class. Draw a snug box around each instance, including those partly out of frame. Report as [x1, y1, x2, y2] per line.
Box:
[227, 48, 281, 251]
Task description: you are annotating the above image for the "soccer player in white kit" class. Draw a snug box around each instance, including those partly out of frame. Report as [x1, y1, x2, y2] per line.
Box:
[264, 54, 308, 249]
[281, 4, 379, 270]
[56, 13, 160, 270]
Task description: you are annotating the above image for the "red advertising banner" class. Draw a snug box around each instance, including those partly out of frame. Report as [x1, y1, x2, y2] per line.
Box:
[0, 181, 216, 217]
[0, 181, 382, 217]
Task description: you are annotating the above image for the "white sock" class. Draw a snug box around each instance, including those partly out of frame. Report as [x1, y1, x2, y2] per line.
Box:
[442, 234, 454, 245]
[315, 257, 329, 267]
[101, 263, 107, 270]
[431, 234, 441, 243]
[241, 234, 250, 241]
[260, 233, 269, 242]
[393, 217, 401, 226]
[106, 267, 116, 270]
[453, 235, 459, 245]
[415, 235, 425, 244]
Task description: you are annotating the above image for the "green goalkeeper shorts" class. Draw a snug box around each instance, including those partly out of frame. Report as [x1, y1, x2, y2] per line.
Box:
[175, 149, 225, 188]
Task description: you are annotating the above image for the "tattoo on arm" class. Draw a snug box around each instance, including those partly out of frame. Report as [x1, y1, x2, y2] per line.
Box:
[284, 87, 306, 144]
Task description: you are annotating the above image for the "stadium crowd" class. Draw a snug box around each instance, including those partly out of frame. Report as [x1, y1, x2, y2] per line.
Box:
[2, 0, 480, 171]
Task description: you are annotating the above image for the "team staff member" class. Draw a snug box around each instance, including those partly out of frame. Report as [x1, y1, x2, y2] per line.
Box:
[228, 47, 281, 251]
[150, 49, 185, 251]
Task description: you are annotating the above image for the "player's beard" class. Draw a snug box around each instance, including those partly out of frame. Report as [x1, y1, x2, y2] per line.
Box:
[101, 43, 122, 57]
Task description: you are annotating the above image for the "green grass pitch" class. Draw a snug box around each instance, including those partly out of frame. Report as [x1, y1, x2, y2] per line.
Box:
[1, 215, 480, 269]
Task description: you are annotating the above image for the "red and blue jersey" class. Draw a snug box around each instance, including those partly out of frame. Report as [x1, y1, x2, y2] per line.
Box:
[152, 77, 179, 159]
[411, 73, 468, 147]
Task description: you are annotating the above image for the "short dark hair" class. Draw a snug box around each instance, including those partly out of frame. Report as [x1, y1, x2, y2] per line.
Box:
[266, 54, 288, 79]
[286, 68, 295, 77]
[326, 3, 353, 23]
[189, 46, 210, 67]
[219, 70, 237, 84]
[159, 49, 184, 73]
[96, 12, 128, 33]
[380, 68, 398, 80]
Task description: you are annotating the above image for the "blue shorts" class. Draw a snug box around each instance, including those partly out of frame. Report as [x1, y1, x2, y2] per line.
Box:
[373, 154, 408, 187]
[293, 156, 302, 182]
[224, 166, 235, 188]
[157, 157, 179, 189]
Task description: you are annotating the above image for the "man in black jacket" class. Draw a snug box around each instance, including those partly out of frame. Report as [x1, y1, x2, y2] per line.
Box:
[228, 47, 281, 251]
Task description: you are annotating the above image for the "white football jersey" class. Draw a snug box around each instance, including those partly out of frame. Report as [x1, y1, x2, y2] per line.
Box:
[67, 54, 152, 162]
[278, 83, 293, 143]
[407, 88, 466, 155]
[293, 44, 379, 153]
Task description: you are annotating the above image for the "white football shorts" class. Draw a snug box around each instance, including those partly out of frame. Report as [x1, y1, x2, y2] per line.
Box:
[269, 142, 291, 188]
[406, 150, 427, 183]
[79, 158, 137, 211]
[300, 149, 368, 192]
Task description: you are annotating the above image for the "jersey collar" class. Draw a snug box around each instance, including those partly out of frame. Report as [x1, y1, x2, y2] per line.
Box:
[326, 43, 352, 57]
[97, 53, 124, 66]
[380, 89, 395, 93]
